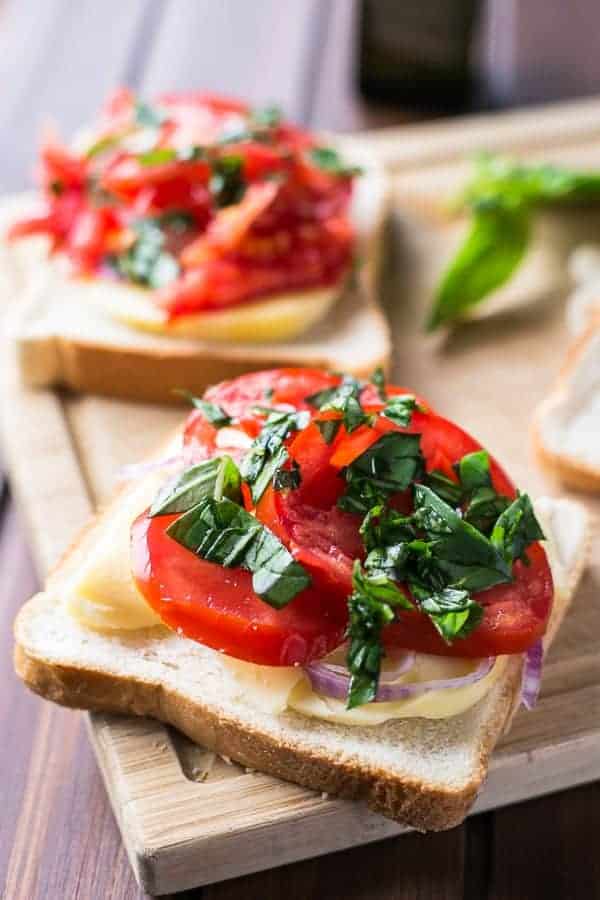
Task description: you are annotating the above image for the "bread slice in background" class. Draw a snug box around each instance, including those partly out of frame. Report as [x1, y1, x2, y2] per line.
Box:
[532, 322, 600, 492]
[1, 154, 391, 405]
[13, 482, 588, 832]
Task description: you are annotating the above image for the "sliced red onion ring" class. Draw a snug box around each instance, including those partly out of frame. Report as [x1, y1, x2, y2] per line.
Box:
[117, 454, 184, 483]
[304, 654, 494, 703]
[520, 640, 544, 710]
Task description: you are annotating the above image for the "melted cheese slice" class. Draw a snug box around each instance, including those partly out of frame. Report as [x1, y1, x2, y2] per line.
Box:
[64, 475, 164, 631]
[64, 481, 568, 724]
[92, 281, 341, 343]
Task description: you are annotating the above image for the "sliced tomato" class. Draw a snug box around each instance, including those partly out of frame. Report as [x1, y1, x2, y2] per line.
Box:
[249, 373, 553, 659]
[131, 511, 348, 666]
[202, 368, 339, 418]
[383, 543, 553, 657]
[140, 370, 553, 663]
[101, 156, 211, 197]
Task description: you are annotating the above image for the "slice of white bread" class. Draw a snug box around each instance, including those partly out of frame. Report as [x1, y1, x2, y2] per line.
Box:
[13, 489, 587, 832]
[532, 322, 600, 492]
[1, 155, 390, 405]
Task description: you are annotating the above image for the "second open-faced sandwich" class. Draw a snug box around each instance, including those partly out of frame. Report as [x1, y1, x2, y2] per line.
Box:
[2, 93, 389, 402]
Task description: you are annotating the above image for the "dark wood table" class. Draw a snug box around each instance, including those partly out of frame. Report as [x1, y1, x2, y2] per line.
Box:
[2, 2, 600, 897]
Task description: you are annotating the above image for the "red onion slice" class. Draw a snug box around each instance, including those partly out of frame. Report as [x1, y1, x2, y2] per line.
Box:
[117, 454, 184, 483]
[520, 640, 544, 710]
[304, 654, 495, 704]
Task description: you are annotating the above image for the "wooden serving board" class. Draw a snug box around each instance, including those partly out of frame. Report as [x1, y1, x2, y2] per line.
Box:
[3, 97, 600, 896]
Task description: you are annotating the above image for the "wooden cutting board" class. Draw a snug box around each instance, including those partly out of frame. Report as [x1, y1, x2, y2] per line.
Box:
[3, 96, 600, 896]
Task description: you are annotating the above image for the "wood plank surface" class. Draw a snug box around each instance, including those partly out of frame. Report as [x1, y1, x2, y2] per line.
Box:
[2, 2, 600, 899]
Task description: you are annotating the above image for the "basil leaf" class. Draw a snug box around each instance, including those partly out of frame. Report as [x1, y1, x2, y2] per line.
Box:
[251, 104, 282, 128]
[410, 582, 483, 643]
[138, 145, 205, 167]
[413, 485, 512, 590]
[343, 432, 424, 500]
[360, 505, 414, 554]
[309, 146, 362, 178]
[425, 470, 463, 506]
[370, 366, 387, 400]
[112, 219, 179, 289]
[241, 409, 310, 503]
[491, 493, 545, 566]
[134, 100, 167, 129]
[427, 204, 530, 331]
[273, 460, 301, 491]
[307, 375, 372, 434]
[345, 562, 411, 709]
[138, 147, 177, 166]
[382, 394, 418, 428]
[150, 455, 241, 516]
[457, 450, 491, 493]
[85, 134, 122, 159]
[166, 497, 311, 607]
[315, 418, 341, 444]
[210, 155, 246, 207]
[173, 390, 231, 427]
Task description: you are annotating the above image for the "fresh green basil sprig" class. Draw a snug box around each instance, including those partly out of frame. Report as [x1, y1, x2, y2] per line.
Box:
[427, 153, 600, 331]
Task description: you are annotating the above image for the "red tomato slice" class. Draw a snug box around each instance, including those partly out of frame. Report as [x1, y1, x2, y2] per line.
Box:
[248, 372, 553, 659]
[142, 371, 553, 663]
[383, 543, 553, 657]
[131, 511, 348, 666]
[202, 368, 338, 418]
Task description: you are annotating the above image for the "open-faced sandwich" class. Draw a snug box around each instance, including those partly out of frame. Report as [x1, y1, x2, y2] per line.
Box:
[2, 92, 389, 402]
[14, 368, 587, 830]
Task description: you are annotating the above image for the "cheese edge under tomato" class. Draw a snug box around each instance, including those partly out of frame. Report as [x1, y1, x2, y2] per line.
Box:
[59, 472, 569, 725]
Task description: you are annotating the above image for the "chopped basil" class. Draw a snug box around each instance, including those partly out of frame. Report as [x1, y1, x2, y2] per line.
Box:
[370, 366, 387, 400]
[412, 485, 512, 591]
[241, 409, 310, 503]
[382, 394, 418, 428]
[112, 219, 179, 289]
[137, 145, 205, 166]
[150, 455, 241, 516]
[166, 496, 311, 607]
[410, 583, 483, 643]
[134, 100, 167, 129]
[251, 104, 282, 128]
[426, 449, 510, 535]
[315, 418, 341, 445]
[219, 105, 282, 145]
[173, 390, 231, 427]
[210, 155, 246, 207]
[85, 134, 123, 159]
[345, 562, 412, 709]
[308, 146, 362, 178]
[491, 493, 545, 566]
[307, 375, 372, 434]
[338, 432, 424, 515]
[273, 459, 301, 491]
[424, 470, 463, 506]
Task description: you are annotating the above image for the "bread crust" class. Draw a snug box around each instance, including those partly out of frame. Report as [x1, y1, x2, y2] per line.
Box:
[18, 301, 390, 405]
[532, 321, 600, 491]
[13, 621, 524, 832]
